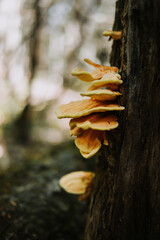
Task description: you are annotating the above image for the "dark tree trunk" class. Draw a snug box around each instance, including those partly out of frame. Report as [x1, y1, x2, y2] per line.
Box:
[84, 0, 160, 239]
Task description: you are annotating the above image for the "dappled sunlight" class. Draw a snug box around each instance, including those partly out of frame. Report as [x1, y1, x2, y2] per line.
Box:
[0, 0, 115, 157]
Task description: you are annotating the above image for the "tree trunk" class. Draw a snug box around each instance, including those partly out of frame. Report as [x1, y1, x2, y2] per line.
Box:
[84, 0, 160, 239]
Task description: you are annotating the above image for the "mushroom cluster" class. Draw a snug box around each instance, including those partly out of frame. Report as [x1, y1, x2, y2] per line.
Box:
[56, 58, 124, 158]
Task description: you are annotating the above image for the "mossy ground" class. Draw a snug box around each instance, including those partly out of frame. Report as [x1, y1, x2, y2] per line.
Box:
[0, 140, 95, 240]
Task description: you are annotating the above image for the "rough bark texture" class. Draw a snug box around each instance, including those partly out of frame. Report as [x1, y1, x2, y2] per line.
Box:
[84, 0, 160, 239]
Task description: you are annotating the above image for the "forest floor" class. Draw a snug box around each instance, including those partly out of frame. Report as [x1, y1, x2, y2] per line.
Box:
[0, 140, 95, 240]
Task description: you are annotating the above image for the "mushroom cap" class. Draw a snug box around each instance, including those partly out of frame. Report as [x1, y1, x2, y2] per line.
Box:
[90, 69, 113, 80]
[75, 129, 109, 158]
[75, 129, 102, 154]
[80, 89, 121, 101]
[56, 99, 125, 119]
[71, 67, 119, 82]
[84, 58, 119, 72]
[70, 113, 119, 131]
[80, 145, 102, 158]
[80, 140, 108, 158]
[102, 30, 122, 40]
[88, 78, 123, 91]
[71, 68, 96, 82]
[59, 171, 95, 194]
[71, 61, 119, 82]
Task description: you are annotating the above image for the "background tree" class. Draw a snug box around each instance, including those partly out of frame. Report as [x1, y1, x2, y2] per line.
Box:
[84, 0, 160, 239]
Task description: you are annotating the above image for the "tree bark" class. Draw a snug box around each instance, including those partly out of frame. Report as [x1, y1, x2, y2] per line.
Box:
[84, 0, 160, 239]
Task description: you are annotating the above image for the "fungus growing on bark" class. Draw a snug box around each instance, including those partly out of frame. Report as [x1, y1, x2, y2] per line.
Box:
[87, 75, 123, 91]
[71, 67, 96, 82]
[59, 171, 95, 200]
[71, 58, 119, 82]
[102, 30, 122, 40]
[56, 99, 124, 119]
[69, 113, 118, 131]
[56, 58, 124, 158]
[75, 129, 105, 157]
[81, 89, 121, 101]
[84, 58, 119, 72]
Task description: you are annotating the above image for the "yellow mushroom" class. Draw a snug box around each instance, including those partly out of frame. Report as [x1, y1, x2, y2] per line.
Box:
[84, 58, 119, 72]
[102, 30, 122, 40]
[69, 113, 118, 131]
[88, 79, 123, 91]
[87, 73, 123, 91]
[59, 171, 95, 195]
[80, 89, 121, 101]
[71, 67, 96, 82]
[76, 129, 109, 158]
[71, 59, 119, 82]
[56, 98, 125, 119]
[80, 135, 108, 158]
[56, 58, 124, 158]
[75, 129, 102, 154]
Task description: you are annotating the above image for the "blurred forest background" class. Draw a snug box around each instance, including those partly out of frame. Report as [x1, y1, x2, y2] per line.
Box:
[0, 0, 115, 239]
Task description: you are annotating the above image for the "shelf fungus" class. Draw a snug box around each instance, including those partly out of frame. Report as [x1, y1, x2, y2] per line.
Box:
[56, 58, 124, 158]
[81, 89, 121, 101]
[59, 171, 95, 201]
[71, 58, 118, 82]
[102, 30, 122, 40]
[69, 113, 118, 131]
